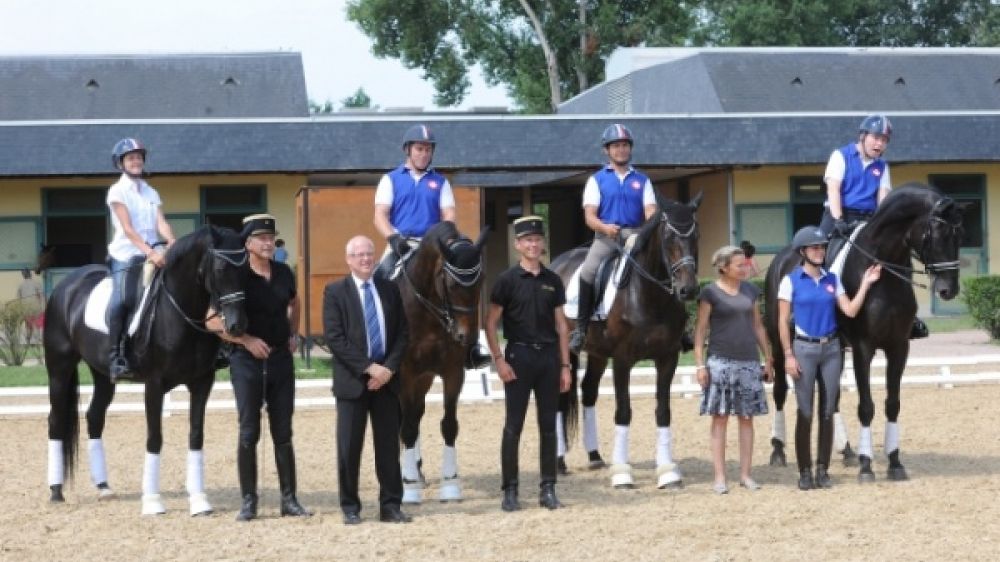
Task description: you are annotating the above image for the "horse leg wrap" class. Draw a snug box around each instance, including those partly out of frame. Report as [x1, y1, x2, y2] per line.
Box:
[438, 445, 462, 502]
[771, 410, 786, 443]
[609, 463, 634, 489]
[655, 427, 682, 488]
[186, 450, 212, 516]
[656, 462, 682, 489]
[833, 412, 848, 452]
[401, 447, 424, 504]
[612, 425, 629, 466]
[884, 422, 900, 459]
[141, 452, 166, 515]
[858, 426, 874, 459]
[555, 412, 567, 458]
[583, 406, 600, 453]
[88, 439, 114, 499]
[48, 440, 64, 487]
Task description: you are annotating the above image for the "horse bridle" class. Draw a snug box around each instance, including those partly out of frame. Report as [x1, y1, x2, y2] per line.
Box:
[614, 212, 697, 295]
[400, 238, 483, 339]
[162, 247, 248, 334]
[838, 197, 962, 289]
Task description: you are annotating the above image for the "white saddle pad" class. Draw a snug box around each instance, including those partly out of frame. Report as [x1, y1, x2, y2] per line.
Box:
[564, 234, 637, 321]
[830, 222, 866, 279]
[83, 278, 152, 336]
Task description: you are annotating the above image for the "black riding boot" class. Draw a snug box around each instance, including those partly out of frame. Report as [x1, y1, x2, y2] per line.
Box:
[815, 415, 835, 488]
[569, 281, 595, 355]
[795, 411, 814, 491]
[910, 318, 929, 339]
[107, 309, 134, 383]
[275, 443, 312, 517]
[539, 431, 563, 509]
[500, 428, 521, 512]
[235, 444, 258, 521]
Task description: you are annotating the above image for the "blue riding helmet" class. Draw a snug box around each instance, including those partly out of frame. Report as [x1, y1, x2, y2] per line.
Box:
[791, 225, 829, 251]
[402, 124, 436, 149]
[859, 114, 892, 139]
[112, 138, 146, 170]
[601, 123, 634, 147]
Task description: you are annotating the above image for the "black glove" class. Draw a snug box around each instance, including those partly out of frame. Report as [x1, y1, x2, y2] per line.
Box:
[388, 234, 410, 257]
[833, 218, 851, 237]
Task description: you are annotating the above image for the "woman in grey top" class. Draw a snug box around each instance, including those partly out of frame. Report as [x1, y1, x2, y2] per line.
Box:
[693, 245, 773, 494]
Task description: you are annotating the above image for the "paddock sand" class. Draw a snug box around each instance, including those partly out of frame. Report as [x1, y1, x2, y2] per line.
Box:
[1, 383, 998, 562]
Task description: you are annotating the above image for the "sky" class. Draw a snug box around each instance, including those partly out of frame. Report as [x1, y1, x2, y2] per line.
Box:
[0, 0, 513, 111]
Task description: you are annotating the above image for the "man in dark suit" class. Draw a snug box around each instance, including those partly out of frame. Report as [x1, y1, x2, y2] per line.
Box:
[323, 235, 412, 525]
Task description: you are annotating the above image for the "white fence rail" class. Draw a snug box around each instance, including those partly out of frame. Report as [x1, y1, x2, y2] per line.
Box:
[3, 354, 1000, 417]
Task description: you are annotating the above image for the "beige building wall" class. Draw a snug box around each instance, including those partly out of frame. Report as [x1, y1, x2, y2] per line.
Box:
[689, 172, 730, 278]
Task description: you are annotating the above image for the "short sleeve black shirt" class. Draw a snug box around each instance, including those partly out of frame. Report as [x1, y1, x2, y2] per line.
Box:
[490, 264, 566, 344]
[243, 261, 296, 347]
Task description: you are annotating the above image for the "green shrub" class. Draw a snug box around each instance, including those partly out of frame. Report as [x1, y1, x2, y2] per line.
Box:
[962, 276, 1000, 340]
[0, 300, 39, 366]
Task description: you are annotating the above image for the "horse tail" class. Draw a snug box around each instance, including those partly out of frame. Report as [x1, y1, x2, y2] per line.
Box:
[48, 363, 81, 479]
[560, 355, 581, 452]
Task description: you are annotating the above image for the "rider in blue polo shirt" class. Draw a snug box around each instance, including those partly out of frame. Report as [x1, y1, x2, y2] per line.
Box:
[777, 226, 881, 491]
[373, 124, 488, 368]
[819, 114, 893, 238]
[568, 124, 657, 354]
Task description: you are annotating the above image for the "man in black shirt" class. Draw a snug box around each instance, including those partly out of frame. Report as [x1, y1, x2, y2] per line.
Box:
[486, 215, 572, 512]
[209, 214, 311, 521]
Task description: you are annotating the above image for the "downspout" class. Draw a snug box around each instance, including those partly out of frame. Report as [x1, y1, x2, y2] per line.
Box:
[727, 168, 736, 246]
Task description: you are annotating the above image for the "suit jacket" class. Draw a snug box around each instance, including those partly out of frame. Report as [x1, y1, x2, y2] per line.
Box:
[323, 275, 408, 400]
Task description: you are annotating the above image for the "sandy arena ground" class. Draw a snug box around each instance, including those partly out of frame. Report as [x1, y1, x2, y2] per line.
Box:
[2, 373, 999, 561]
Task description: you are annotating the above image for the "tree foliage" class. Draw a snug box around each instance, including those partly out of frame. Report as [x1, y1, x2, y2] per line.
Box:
[347, 0, 1000, 114]
[341, 87, 376, 109]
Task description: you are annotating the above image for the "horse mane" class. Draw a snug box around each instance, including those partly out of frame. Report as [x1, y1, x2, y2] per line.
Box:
[165, 225, 243, 267]
[419, 221, 463, 253]
[865, 182, 946, 239]
[634, 197, 694, 253]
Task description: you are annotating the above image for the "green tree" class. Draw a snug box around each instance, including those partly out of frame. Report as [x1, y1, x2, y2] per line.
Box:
[341, 87, 376, 109]
[309, 99, 335, 114]
[346, 0, 696, 113]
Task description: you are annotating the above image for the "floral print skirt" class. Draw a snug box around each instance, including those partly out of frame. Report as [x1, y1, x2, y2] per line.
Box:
[699, 355, 769, 417]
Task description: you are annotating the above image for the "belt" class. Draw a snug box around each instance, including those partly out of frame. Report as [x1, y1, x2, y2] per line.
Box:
[795, 333, 838, 344]
[510, 341, 556, 350]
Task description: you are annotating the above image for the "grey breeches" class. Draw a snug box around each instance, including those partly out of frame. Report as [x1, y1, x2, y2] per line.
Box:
[791, 339, 842, 419]
[579, 228, 639, 284]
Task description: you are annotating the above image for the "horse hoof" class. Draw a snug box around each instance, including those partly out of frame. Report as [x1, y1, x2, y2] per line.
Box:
[189, 493, 213, 516]
[141, 494, 167, 516]
[887, 466, 909, 481]
[557, 456, 570, 475]
[841, 443, 858, 467]
[97, 484, 116, 501]
[588, 451, 606, 470]
[49, 485, 65, 503]
[769, 449, 786, 467]
[438, 478, 462, 502]
[858, 471, 876, 484]
[656, 464, 683, 490]
[610, 463, 634, 489]
[402, 485, 424, 505]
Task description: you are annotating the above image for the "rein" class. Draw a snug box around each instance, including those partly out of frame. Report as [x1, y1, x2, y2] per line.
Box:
[400, 239, 483, 338]
[611, 213, 696, 295]
[836, 198, 962, 290]
[160, 247, 248, 335]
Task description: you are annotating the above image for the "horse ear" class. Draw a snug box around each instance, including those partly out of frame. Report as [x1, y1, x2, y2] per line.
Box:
[473, 226, 490, 250]
[688, 191, 704, 210]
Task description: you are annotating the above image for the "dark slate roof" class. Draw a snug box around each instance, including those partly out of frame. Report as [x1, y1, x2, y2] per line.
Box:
[560, 48, 1000, 115]
[3, 113, 1000, 177]
[0, 53, 308, 120]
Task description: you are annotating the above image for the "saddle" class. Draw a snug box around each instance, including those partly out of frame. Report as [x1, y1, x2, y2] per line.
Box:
[84, 262, 157, 336]
[564, 234, 638, 321]
[827, 222, 866, 279]
[376, 238, 419, 281]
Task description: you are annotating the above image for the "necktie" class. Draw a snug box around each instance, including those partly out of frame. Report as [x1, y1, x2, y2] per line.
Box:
[362, 281, 384, 362]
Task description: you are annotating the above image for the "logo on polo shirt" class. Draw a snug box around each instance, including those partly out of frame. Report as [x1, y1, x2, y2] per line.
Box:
[428, 179, 440, 190]
[630, 179, 641, 190]
[541, 284, 556, 292]
[825, 283, 835, 293]
[872, 168, 881, 177]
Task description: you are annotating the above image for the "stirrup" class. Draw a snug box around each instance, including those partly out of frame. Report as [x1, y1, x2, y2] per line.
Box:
[569, 329, 587, 354]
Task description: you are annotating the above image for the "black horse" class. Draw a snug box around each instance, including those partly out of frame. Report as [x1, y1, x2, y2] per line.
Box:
[552, 194, 701, 489]
[45, 225, 248, 514]
[765, 183, 963, 481]
[396, 221, 488, 503]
